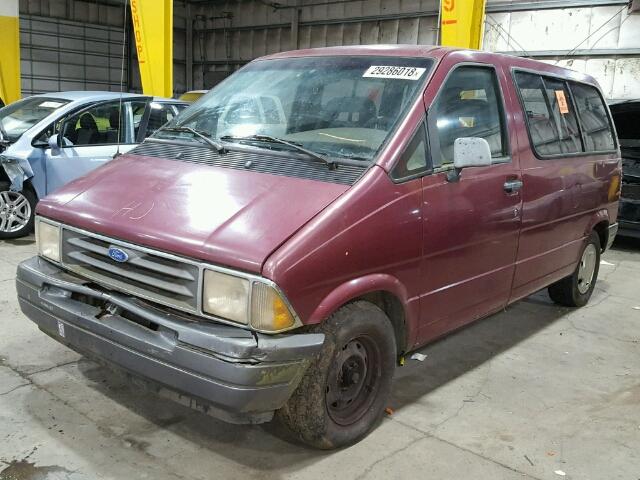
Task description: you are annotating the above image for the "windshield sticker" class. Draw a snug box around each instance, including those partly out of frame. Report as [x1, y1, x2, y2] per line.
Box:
[363, 66, 426, 81]
[39, 101, 64, 109]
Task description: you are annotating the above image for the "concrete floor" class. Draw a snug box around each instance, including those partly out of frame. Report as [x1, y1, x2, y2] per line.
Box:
[0, 236, 638, 480]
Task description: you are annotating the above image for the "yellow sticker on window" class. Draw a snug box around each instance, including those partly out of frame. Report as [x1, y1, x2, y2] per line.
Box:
[459, 116, 475, 127]
[555, 90, 569, 114]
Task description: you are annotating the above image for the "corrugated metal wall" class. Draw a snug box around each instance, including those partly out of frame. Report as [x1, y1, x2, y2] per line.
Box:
[19, 0, 126, 95]
[187, 0, 439, 88]
[483, 2, 640, 100]
[20, 15, 127, 95]
[187, 0, 640, 99]
[15, 0, 640, 100]
[17, 0, 188, 96]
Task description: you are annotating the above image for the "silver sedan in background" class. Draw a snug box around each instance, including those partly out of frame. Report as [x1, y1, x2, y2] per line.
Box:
[0, 91, 187, 238]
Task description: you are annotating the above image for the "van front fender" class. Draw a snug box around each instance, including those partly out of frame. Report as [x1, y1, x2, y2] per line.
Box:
[305, 273, 419, 349]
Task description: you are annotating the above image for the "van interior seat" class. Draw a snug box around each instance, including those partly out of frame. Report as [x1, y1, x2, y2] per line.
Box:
[322, 96, 377, 128]
[453, 98, 503, 155]
[578, 108, 611, 151]
[527, 113, 562, 155]
[76, 113, 99, 145]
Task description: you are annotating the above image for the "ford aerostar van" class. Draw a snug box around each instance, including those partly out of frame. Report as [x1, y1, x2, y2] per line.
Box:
[17, 46, 621, 449]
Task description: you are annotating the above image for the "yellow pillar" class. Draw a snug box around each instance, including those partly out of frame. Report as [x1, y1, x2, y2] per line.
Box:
[130, 0, 173, 97]
[440, 0, 487, 50]
[0, 0, 21, 105]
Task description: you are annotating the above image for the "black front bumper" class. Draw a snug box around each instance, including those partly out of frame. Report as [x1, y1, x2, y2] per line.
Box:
[16, 256, 324, 424]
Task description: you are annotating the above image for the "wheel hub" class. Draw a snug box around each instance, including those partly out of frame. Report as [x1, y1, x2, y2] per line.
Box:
[577, 243, 597, 294]
[326, 336, 381, 426]
[0, 190, 31, 233]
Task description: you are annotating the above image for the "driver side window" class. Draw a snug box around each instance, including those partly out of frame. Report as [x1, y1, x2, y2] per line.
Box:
[59, 102, 129, 147]
[428, 66, 508, 167]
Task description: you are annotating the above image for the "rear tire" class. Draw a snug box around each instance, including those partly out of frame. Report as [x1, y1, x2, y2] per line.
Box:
[277, 301, 396, 449]
[0, 182, 37, 239]
[548, 232, 601, 307]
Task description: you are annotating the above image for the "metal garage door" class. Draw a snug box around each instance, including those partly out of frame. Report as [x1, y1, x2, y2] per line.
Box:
[20, 14, 127, 96]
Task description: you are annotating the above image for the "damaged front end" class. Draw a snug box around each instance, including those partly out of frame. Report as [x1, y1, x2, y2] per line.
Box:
[16, 256, 325, 424]
[0, 154, 32, 191]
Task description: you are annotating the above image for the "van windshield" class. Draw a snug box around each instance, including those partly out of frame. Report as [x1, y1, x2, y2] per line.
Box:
[159, 56, 433, 162]
[0, 97, 69, 142]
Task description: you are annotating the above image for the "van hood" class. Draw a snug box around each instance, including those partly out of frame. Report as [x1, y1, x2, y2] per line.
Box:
[37, 153, 349, 273]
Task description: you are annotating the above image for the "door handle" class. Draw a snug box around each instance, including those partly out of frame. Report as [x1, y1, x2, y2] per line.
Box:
[504, 179, 523, 193]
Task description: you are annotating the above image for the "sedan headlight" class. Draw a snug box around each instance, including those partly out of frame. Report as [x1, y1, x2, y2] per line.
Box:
[36, 218, 61, 262]
[202, 269, 298, 332]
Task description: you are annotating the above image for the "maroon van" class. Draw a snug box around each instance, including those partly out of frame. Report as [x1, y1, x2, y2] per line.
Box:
[17, 46, 621, 448]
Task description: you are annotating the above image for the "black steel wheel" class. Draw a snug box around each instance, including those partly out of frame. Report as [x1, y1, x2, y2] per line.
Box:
[326, 335, 381, 426]
[277, 301, 396, 449]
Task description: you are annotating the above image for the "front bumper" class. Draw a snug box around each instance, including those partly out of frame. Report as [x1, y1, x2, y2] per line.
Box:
[16, 256, 324, 424]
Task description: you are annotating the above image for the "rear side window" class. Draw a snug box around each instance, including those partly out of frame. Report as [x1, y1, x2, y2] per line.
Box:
[570, 83, 616, 152]
[515, 72, 565, 156]
[515, 71, 615, 157]
[543, 78, 582, 154]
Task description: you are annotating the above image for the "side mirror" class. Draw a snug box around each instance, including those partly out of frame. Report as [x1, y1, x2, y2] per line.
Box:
[48, 133, 61, 153]
[447, 137, 492, 182]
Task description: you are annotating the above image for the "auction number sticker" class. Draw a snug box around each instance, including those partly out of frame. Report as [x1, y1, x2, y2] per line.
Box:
[363, 66, 426, 80]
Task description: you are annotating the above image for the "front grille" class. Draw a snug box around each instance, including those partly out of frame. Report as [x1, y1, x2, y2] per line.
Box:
[61, 228, 200, 313]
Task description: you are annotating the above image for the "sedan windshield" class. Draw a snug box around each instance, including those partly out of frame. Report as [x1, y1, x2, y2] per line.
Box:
[158, 56, 433, 162]
[0, 97, 69, 142]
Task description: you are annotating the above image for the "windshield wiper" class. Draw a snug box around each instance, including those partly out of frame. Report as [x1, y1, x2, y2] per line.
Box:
[220, 134, 338, 169]
[157, 126, 225, 153]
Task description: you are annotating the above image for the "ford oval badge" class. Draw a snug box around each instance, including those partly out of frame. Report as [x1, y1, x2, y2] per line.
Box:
[108, 247, 129, 263]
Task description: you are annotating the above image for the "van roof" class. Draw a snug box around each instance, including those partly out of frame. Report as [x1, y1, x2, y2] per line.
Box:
[258, 45, 601, 89]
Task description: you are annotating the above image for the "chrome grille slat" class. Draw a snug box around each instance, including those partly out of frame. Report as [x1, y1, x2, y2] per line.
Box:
[66, 236, 195, 281]
[66, 251, 194, 298]
[62, 228, 200, 312]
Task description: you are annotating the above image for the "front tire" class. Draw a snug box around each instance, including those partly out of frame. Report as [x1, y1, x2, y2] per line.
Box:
[277, 301, 396, 449]
[0, 182, 36, 239]
[548, 232, 601, 307]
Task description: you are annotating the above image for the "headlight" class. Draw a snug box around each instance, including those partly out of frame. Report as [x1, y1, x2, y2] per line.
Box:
[36, 218, 61, 262]
[202, 269, 298, 332]
[202, 270, 250, 324]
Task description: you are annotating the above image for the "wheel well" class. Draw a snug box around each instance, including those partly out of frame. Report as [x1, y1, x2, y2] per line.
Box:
[355, 291, 407, 355]
[593, 220, 609, 252]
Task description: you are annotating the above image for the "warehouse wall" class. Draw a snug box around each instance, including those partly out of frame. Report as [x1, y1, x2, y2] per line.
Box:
[18, 0, 188, 96]
[187, 0, 439, 89]
[483, 2, 640, 100]
[15, 0, 640, 100]
[187, 0, 640, 100]
[20, 14, 127, 95]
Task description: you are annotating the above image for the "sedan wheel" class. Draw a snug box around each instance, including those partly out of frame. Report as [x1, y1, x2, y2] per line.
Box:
[0, 186, 36, 238]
